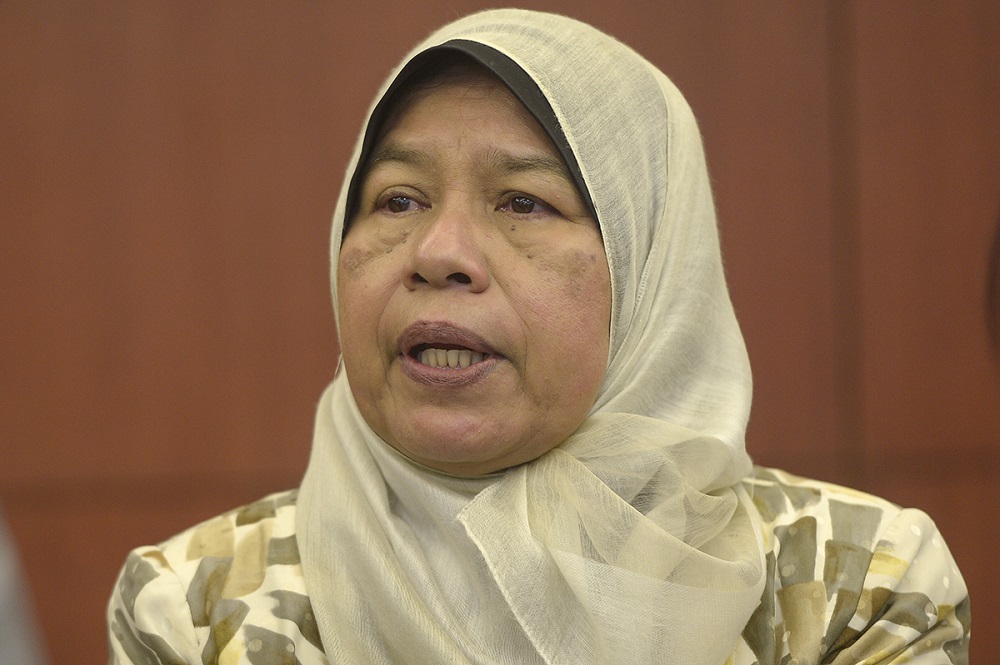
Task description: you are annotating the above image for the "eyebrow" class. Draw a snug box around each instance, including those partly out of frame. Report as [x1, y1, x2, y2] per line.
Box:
[369, 144, 431, 169]
[484, 150, 571, 181]
[368, 143, 572, 182]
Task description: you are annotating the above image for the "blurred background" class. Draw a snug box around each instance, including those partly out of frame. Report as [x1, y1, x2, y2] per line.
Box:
[2, 1, 998, 662]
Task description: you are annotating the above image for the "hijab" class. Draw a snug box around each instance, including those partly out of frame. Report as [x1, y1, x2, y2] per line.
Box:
[298, 9, 765, 663]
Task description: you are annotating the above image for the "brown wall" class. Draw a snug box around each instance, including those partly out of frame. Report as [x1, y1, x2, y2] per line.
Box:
[2, 1, 997, 662]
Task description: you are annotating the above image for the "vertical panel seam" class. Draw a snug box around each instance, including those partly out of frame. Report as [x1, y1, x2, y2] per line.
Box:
[825, 1, 868, 488]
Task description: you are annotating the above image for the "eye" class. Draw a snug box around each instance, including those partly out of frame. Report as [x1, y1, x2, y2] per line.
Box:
[377, 194, 425, 215]
[510, 196, 535, 214]
[499, 194, 555, 217]
[386, 195, 414, 213]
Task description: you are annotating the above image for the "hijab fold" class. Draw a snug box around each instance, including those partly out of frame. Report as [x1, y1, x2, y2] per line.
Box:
[299, 9, 765, 663]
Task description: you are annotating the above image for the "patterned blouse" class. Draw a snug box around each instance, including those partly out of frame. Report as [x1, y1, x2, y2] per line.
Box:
[107, 467, 970, 664]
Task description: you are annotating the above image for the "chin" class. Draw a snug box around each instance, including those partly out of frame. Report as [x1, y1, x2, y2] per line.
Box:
[394, 426, 519, 476]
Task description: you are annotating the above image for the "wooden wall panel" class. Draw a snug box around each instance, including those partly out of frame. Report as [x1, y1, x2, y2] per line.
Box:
[662, 5, 843, 480]
[1, 0, 994, 661]
[2, 475, 301, 662]
[853, 1, 1000, 456]
[848, 2, 1000, 661]
[1, 3, 347, 661]
[1, 1, 344, 488]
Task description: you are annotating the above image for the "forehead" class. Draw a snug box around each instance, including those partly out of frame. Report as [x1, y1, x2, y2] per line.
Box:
[373, 57, 508, 140]
[375, 75, 555, 157]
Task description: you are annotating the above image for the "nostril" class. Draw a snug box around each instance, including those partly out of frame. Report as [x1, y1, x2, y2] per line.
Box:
[407, 270, 477, 288]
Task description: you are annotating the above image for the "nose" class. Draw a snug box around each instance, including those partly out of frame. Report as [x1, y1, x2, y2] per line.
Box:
[403, 204, 491, 292]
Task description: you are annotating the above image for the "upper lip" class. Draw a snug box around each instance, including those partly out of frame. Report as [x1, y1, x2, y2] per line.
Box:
[398, 321, 498, 359]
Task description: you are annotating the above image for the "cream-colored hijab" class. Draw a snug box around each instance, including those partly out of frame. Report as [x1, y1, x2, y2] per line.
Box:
[299, 9, 765, 663]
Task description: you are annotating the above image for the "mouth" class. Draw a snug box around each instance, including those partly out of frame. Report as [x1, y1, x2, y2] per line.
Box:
[398, 322, 499, 377]
[410, 344, 487, 369]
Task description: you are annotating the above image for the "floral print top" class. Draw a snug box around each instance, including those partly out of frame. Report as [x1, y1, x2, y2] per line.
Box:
[107, 467, 970, 664]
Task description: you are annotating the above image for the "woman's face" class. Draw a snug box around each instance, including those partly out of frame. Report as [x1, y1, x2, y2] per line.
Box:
[338, 71, 611, 476]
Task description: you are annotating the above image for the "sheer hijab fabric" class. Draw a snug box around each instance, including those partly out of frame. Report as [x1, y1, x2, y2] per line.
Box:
[299, 9, 766, 664]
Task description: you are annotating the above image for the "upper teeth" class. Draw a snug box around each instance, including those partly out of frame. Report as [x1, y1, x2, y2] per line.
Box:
[418, 348, 485, 369]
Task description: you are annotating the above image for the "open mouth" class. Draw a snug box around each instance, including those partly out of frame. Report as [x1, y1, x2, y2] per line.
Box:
[399, 322, 497, 373]
[410, 344, 487, 369]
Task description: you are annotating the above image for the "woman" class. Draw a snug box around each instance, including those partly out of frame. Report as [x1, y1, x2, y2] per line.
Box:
[108, 10, 969, 664]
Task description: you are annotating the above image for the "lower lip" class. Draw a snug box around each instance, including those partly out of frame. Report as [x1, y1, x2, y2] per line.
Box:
[398, 353, 501, 387]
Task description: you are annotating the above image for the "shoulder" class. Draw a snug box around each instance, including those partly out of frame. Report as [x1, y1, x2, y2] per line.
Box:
[108, 490, 328, 664]
[745, 466, 902, 547]
[158, 488, 301, 569]
[734, 467, 970, 664]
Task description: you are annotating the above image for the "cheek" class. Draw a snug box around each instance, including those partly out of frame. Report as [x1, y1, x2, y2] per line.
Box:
[565, 249, 612, 369]
[337, 241, 395, 361]
[337, 224, 414, 304]
[535, 247, 611, 321]
[568, 249, 611, 303]
[338, 230, 406, 306]
[338, 235, 384, 282]
[520, 245, 611, 384]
